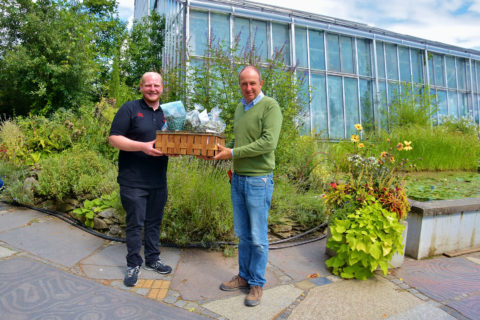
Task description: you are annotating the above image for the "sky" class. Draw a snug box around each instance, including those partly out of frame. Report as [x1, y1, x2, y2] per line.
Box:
[116, 0, 480, 51]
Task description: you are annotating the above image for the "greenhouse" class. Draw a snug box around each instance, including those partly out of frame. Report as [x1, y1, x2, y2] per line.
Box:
[134, 0, 480, 139]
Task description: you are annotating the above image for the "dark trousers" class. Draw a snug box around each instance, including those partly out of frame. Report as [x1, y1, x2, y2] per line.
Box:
[120, 185, 168, 268]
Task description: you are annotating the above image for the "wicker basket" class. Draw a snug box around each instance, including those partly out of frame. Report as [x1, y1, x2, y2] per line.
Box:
[155, 131, 225, 156]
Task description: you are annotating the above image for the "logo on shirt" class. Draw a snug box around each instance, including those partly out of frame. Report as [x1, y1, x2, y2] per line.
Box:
[137, 112, 144, 118]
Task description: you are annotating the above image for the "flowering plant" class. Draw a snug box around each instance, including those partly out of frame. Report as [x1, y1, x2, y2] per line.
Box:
[324, 125, 412, 279]
[324, 124, 412, 221]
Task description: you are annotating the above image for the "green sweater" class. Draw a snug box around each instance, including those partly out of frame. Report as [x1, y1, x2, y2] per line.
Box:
[229, 96, 283, 176]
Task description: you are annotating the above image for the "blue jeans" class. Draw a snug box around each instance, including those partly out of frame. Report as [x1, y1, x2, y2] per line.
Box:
[231, 173, 274, 287]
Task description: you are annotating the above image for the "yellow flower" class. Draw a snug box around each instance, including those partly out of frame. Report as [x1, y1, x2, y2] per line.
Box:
[380, 151, 388, 158]
[404, 141, 413, 151]
[351, 134, 360, 143]
[354, 123, 363, 131]
[358, 143, 365, 148]
[396, 142, 404, 151]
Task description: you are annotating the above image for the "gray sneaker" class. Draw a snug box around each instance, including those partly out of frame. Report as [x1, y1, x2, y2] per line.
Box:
[124, 266, 140, 287]
[144, 258, 172, 274]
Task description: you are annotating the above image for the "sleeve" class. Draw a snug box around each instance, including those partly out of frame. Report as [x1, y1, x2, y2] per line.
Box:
[109, 104, 131, 136]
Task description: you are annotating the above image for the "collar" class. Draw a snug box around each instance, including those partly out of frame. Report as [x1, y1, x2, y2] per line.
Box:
[241, 91, 264, 111]
[141, 98, 162, 111]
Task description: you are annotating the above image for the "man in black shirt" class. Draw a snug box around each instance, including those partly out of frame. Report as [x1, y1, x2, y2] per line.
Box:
[109, 72, 172, 287]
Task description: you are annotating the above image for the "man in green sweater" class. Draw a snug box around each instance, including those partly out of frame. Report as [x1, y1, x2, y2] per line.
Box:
[214, 65, 282, 307]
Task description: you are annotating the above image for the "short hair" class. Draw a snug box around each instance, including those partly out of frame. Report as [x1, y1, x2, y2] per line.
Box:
[238, 65, 262, 82]
[140, 72, 162, 84]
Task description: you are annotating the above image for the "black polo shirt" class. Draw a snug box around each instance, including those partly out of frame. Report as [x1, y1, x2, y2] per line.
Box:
[110, 99, 168, 189]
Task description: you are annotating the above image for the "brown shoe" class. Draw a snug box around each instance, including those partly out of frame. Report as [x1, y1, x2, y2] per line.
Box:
[220, 275, 249, 291]
[245, 285, 262, 307]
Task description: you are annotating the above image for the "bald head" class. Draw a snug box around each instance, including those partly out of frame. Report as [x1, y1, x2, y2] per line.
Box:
[238, 65, 262, 83]
[140, 72, 162, 84]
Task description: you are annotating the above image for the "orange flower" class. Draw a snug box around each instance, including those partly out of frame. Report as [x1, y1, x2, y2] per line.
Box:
[358, 143, 365, 148]
[380, 151, 388, 158]
[351, 134, 360, 143]
[389, 156, 395, 163]
[386, 138, 391, 143]
[396, 142, 404, 151]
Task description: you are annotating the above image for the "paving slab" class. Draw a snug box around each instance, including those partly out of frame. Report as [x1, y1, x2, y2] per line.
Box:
[387, 301, 457, 320]
[202, 284, 303, 320]
[269, 238, 330, 281]
[0, 216, 105, 267]
[393, 256, 480, 302]
[81, 243, 181, 280]
[288, 275, 424, 320]
[444, 293, 480, 320]
[0, 256, 206, 320]
[171, 248, 281, 301]
[0, 208, 45, 232]
[0, 245, 16, 258]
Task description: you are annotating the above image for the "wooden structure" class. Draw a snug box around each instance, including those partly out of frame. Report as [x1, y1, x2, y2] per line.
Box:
[155, 131, 225, 156]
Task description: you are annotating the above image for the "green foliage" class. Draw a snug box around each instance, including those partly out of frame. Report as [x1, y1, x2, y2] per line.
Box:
[0, 0, 125, 116]
[406, 171, 480, 201]
[163, 157, 234, 245]
[387, 83, 437, 129]
[0, 120, 27, 165]
[121, 11, 165, 88]
[36, 148, 117, 201]
[270, 176, 326, 228]
[0, 160, 36, 205]
[326, 201, 405, 280]
[73, 192, 120, 228]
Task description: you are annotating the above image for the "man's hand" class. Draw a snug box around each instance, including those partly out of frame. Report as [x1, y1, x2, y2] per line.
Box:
[213, 144, 232, 160]
[143, 139, 164, 156]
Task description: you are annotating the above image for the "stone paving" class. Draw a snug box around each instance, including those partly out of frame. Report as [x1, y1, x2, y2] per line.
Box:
[0, 203, 479, 319]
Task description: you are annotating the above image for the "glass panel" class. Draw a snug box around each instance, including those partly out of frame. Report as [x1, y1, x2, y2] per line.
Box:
[309, 30, 325, 70]
[411, 49, 424, 84]
[448, 91, 458, 117]
[272, 23, 290, 64]
[437, 90, 448, 118]
[327, 76, 344, 138]
[340, 36, 354, 73]
[376, 41, 385, 78]
[477, 61, 480, 92]
[475, 94, 480, 123]
[445, 56, 456, 89]
[327, 34, 340, 72]
[189, 10, 208, 55]
[234, 17, 250, 55]
[210, 13, 230, 47]
[433, 54, 445, 86]
[385, 43, 398, 80]
[360, 80, 374, 132]
[252, 20, 268, 61]
[344, 78, 359, 136]
[457, 58, 466, 90]
[357, 38, 371, 77]
[399, 46, 411, 82]
[295, 27, 308, 68]
[430, 88, 438, 125]
[311, 74, 328, 136]
[297, 71, 310, 134]
[459, 93, 468, 117]
[388, 81, 400, 108]
[377, 80, 388, 130]
[428, 54, 434, 85]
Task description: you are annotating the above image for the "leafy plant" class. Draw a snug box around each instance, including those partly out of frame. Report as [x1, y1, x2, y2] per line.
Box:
[326, 201, 405, 280]
[73, 193, 119, 228]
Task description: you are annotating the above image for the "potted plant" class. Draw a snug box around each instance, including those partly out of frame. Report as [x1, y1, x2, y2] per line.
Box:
[323, 124, 411, 280]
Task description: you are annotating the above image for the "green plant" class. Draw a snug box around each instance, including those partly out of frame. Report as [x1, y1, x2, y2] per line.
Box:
[73, 193, 119, 228]
[36, 147, 117, 201]
[325, 200, 405, 280]
[386, 82, 437, 129]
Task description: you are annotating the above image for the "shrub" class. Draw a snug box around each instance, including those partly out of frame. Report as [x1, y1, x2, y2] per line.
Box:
[36, 147, 117, 201]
